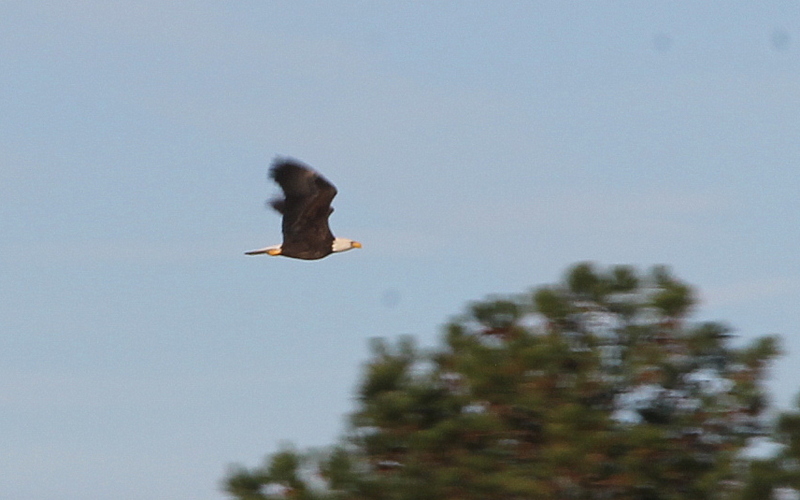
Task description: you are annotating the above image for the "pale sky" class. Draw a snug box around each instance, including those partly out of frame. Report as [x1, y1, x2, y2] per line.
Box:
[2, 2, 799, 499]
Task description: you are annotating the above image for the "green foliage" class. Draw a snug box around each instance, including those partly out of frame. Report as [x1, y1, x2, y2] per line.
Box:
[224, 263, 790, 500]
[533, 287, 572, 325]
[470, 300, 520, 330]
[610, 265, 639, 292]
[737, 397, 800, 499]
[567, 262, 603, 298]
[224, 445, 317, 500]
[319, 447, 359, 493]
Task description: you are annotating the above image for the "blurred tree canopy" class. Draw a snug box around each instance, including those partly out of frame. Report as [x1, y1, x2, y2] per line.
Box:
[224, 263, 796, 500]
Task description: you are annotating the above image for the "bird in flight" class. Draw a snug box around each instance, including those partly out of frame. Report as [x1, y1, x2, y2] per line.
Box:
[245, 158, 362, 260]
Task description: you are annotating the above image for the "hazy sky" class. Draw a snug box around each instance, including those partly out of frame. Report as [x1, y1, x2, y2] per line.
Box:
[2, 2, 799, 499]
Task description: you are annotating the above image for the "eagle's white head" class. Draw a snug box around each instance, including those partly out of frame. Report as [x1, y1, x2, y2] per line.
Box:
[332, 237, 362, 253]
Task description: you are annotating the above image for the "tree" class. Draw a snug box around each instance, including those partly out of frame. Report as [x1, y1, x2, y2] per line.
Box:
[223, 263, 786, 500]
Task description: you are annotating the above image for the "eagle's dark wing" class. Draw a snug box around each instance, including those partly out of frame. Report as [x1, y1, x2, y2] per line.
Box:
[269, 159, 337, 257]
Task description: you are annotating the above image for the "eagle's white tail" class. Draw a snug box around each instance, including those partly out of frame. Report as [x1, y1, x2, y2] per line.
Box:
[244, 244, 282, 256]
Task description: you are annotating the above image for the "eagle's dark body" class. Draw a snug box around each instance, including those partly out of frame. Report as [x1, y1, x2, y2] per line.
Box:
[269, 160, 337, 260]
[245, 158, 360, 260]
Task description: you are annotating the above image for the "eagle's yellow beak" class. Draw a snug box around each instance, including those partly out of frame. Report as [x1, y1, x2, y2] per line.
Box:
[267, 248, 282, 256]
[352, 241, 362, 249]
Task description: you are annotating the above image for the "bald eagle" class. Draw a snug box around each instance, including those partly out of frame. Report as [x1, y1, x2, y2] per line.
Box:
[245, 158, 362, 260]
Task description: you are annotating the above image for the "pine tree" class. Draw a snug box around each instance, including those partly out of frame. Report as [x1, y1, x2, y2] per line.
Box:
[223, 263, 787, 500]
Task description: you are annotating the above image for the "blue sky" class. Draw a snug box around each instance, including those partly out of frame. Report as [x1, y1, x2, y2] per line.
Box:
[2, 2, 799, 499]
